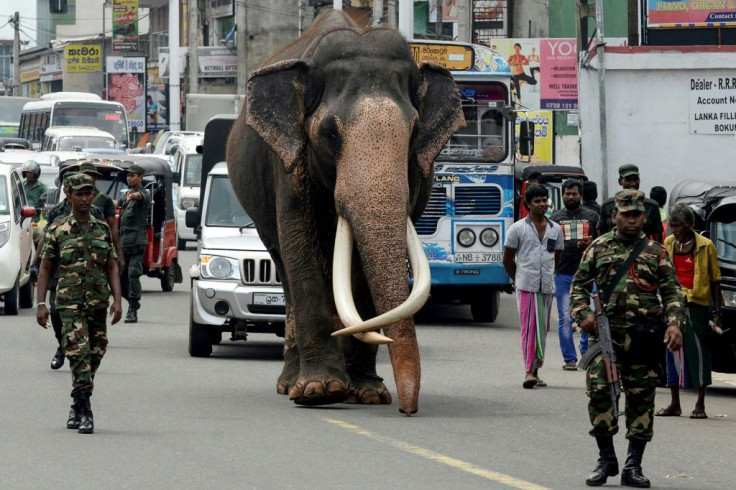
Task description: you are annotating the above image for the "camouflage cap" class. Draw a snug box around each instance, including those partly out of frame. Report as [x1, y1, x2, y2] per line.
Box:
[65, 172, 95, 192]
[126, 164, 145, 175]
[78, 161, 102, 177]
[618, 164, 640, 178]
[614, 189, 646, 213]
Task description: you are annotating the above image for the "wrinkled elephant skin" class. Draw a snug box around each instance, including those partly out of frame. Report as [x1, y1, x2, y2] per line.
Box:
[226, 10, 464, 415]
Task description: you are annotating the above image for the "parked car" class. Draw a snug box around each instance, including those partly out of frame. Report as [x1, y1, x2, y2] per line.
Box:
[151, 130, 203, 156]
[186, 161, 285, 357]
[170, 135, 204, 249]
[0, 163, 36, 314]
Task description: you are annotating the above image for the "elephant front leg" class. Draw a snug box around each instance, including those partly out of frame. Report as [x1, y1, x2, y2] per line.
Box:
[343, 334, 392, 405]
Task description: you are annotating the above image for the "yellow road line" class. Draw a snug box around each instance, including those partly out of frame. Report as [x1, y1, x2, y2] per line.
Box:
[323, 418, 550, 490]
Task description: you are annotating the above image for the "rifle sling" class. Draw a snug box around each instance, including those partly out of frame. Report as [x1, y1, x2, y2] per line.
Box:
[600, 237, 649, 306]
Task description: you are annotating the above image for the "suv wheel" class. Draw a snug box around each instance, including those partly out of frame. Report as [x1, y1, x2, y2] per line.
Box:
[189, 298, 212, 357]
[177, 236, 186, 250]
[3, 278, 20, 315]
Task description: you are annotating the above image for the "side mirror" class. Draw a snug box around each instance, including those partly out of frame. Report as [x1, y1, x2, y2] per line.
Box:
[21, 206, 37, 220]
[519, 121, 535, 157]
[185, 207, 200, 229]
[172, 171, 181, 183]
[501, 105, 517, 122]
[145, 142, 152, 153]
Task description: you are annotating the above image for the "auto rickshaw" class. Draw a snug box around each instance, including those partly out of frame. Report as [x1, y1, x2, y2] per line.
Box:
[514, 164, 588, 220]
[54, 155, 183, 292]
[670, 179, 736, 373]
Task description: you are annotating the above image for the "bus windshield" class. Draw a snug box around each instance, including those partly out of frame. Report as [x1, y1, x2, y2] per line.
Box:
[205, 175, 253, 227]
[53, 105, 128, 147]
[439, 82, 509, 163]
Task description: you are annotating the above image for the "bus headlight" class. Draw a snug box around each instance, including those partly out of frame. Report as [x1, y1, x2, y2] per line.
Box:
[723, 290, 736, 308]
[480, 228, 499, 247]
[457, 228, 476, 247]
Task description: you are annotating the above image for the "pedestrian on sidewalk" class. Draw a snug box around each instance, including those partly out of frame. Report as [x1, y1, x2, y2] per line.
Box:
[503, 184, 563, 389]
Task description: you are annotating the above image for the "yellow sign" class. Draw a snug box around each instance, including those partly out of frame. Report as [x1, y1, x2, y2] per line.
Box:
[65, 44, 102, 73]
[409, 43, 473, 71]
[515, 111, 553, 165]
[20, 60, 40, 83]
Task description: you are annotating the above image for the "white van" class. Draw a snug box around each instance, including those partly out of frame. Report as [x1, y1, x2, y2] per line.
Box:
[41, 126, 118, 152]
[186, 162, 285, 357]
[171, 135, 203, 249]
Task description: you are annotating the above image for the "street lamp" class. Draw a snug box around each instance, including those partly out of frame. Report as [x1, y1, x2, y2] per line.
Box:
[102, 0, 111, 99]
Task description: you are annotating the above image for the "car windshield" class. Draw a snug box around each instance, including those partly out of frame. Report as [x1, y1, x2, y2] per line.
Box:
[714, 221, 736, 264]
[0, 175, 8, 213]
[58, 136, 116, 151]
[205, 175, 252, 227]
[184, 154, 202, 187]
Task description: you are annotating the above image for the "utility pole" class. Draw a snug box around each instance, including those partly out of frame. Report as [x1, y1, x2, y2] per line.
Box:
[398, 0, 413, 39]
[188, 0, 199, 94]
[627, 0, 639, 46]
[169, 0, 181, 131]
[594, 0, 609, 200]
[388, 0, 397, 29]
[11, 12, 20, 96]
[236, 0, 247, 95]
[456, 0, 471, 43]
[298, 0, 305, 36]
[435, 1, 443, 40]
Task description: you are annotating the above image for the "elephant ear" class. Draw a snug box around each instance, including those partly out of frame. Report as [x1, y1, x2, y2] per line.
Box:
[246, 59, 310, 174]
[415, 61, 466, 178]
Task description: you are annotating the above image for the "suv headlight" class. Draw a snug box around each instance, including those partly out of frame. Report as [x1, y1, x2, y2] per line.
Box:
[199, 254, 241, 280]
[179, 196, 199, 210]
[0, 222, 9, 248]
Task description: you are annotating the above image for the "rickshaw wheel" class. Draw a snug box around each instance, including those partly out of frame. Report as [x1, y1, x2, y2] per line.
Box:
[161, 265, 176, 291]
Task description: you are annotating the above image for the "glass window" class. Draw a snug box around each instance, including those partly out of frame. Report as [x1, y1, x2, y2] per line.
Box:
[714, 221, 736, 265]
[0, 176, 8, 214]
[439, 82, 509, 163]
[53, 106, 128, 147]
[205, 175, 252, 227]
[184, 154, 202, 186]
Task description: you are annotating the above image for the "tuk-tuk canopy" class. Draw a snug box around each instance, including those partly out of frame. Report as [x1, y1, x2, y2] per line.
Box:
[669, 179, 736, 230]
[515, 164, 587, 183]
[710, 196, 736, 224]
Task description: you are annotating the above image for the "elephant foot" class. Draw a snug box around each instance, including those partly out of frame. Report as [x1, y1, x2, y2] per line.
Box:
[277, 340, 300, 395]
[345, 376, 392, 405]
[288, 375, 350, 406]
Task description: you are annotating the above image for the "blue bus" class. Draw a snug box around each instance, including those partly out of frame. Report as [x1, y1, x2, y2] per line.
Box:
[409, 41, 530, 322]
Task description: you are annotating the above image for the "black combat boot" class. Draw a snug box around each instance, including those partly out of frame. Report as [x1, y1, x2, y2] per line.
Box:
[621, 440, 650, 488]
[586, 436, 619, 486]
[124, 299, 139, 323]
[77, 394, 94, 434]
[50, 346, 65, 370]
[66, 397, 80, 430]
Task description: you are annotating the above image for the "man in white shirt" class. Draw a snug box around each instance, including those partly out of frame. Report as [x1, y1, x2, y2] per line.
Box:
[503, 184, 563, 388]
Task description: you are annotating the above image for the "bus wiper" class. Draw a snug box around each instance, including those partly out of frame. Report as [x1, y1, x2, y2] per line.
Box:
[717, 238, 736, 251]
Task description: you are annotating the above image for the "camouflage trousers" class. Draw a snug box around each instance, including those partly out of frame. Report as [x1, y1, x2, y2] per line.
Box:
[58, 307, 109, 397]
[121, 251, 144, 302]
[586, 353, 661, 442]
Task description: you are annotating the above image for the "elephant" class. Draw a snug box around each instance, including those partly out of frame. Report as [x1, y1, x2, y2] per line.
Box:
[226, 9, 464, 415]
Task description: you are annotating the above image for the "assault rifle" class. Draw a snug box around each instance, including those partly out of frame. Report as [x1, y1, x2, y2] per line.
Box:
[578, 291, 621, 422]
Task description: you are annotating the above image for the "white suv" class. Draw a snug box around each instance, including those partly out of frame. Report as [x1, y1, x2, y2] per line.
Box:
[0, 163, 35, 314]
[186, 162, 285, 357]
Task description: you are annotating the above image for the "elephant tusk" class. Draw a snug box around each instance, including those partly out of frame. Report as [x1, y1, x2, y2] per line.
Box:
[332, 216, 431, 338]
[332, 216, 394, 345]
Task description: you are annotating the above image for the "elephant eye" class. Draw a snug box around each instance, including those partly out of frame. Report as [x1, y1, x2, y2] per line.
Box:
[320, 116, 342, 150]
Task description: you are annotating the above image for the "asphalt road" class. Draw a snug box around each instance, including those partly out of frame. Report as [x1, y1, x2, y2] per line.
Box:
[2, 248, 734, 489]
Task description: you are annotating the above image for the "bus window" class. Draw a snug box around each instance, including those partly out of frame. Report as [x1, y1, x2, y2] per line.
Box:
[40, 112, 49, 132]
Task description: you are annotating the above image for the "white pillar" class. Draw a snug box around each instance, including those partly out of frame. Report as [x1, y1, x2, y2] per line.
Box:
[398, 0, 414, 40]
[372, 0, 383, 27]
[188, 0, 199, 94]
[334, 0, 342, 10]
[169, 0, 181, 131]
[236, 0, 247, 94]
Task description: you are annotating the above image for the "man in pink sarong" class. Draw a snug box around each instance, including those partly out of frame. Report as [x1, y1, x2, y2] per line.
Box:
[503, 184, 563, 388]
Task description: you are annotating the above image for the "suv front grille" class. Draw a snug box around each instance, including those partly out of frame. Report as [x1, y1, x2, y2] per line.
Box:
[243, 258, 281, 285]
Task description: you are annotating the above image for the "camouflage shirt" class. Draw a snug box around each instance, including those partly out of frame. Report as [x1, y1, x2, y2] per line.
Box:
[41, 214, 117, 310]
[570, 229, 685, 329]
[45, 199, 104, 230]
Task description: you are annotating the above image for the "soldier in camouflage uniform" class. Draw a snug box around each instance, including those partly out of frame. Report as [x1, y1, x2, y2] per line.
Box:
[35, 173, 123, 434]
[571, 190, 685, 488]
[31, 170, 107, 371]
[119, 164, 151, 323]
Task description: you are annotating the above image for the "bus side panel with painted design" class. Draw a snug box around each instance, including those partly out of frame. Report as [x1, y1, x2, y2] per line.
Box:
[411, 41, 522, 323]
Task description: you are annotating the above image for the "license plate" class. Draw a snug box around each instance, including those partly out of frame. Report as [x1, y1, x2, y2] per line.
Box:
[252, 293, 285, 306]
[454, 252, 503, 263]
